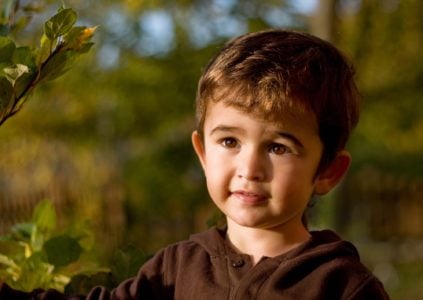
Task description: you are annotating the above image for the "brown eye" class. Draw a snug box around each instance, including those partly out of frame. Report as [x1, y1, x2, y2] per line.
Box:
[221, 138, 237, 148]
[269, 143, 289, 155]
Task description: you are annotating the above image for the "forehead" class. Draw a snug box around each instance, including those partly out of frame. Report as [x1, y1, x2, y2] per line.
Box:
[204, 101, 319, 135]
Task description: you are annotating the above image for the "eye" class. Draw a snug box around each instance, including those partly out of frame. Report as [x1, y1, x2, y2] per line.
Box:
[220, 137, 238, 148]
[269, 143, 290, 155]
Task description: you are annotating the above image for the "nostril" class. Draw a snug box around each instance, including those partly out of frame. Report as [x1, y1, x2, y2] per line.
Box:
[238, 170, 264, 182]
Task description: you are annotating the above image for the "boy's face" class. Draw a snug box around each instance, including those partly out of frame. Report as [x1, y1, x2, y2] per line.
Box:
[192, 101, 349, 233]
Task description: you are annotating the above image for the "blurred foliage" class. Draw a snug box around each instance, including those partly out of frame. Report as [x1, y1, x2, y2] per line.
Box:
[0, 0, 422, 298]
[313, 1, 423, 298]
[0, 199, 99, 292]
[0, 3, 96, 126]
[0, 0, 308, 254]
[0, 199, 149, 293]
[335, 0, 423, 176]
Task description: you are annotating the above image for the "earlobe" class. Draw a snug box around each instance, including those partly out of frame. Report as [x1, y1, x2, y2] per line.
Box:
[192, 131, 206, 170]
[314, 151, 351, 195]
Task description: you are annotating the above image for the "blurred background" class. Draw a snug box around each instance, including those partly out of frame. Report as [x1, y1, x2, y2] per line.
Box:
[0, 0, 422, 297]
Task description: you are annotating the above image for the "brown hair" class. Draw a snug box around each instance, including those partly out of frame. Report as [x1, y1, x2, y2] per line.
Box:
[195, 29, 360, 170]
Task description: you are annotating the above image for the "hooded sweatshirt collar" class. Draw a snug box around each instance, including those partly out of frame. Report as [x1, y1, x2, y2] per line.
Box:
[190, 227, 360, 264]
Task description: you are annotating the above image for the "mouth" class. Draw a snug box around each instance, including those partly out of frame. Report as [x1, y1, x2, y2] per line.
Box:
[231, 190, 268, 205]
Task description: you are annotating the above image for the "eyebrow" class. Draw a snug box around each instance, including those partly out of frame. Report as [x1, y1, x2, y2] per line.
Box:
[209, 125, 304, 148]
[277, 132, 304, 148]
[209, 125, 244, 136]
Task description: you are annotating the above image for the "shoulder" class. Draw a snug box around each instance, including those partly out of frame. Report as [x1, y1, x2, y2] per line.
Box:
[141, 227, 224, 274]
[278, 230, 388, 299]
[115, 228, 222, 299]
[159, 227, 223, 258]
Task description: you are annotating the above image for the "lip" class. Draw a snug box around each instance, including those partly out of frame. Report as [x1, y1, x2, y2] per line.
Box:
[231, 190, 268, 205]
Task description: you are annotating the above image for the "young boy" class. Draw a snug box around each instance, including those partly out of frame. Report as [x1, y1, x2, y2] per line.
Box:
[0, 29, 389, 299]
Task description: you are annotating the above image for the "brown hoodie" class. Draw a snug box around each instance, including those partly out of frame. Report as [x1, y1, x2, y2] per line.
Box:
[0, 228, 390, 299]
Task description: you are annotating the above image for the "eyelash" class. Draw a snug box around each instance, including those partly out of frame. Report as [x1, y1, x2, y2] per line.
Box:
[268, 143, 291, 155]
[219, 138, 292, 155]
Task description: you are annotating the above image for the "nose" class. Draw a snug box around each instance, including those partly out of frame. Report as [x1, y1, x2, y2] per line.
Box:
[237, 147, 268, 182]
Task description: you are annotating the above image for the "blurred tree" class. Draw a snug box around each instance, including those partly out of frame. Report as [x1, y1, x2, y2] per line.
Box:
[0, 0, 310, 255]
[308, 2, 423, 297]
[1, 0, 422, 297]
[0, 4, 96, 126]
[327, 0, 423, 237]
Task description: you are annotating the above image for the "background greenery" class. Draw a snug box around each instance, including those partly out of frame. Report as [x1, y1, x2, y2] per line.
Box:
[0, 0, 422, 298]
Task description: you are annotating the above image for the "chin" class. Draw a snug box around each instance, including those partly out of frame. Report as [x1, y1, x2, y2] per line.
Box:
[229, 215, 265, 228]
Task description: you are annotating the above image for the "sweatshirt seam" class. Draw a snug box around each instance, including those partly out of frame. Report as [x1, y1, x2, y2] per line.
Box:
[162, 246, 171, 289]
[344, 273, 375, 300]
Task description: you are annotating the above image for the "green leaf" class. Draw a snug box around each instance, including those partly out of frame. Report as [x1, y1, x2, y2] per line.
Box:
[30, 200, 57, 252]
[32, 200, 57, 233]
[30, 225, 44, 252]
[37, 34, 53, 65]
[0, 62, 10, 73]
[3, 64, 30, 84]
[14, 71, 35, 99]
[63, 26, 97, 51]
[0, 240, 26, 261]
[18, 252, 53, 292]
[110, 245, 150, 283]
[44, 235, 82, 268]
[38, 49, 77, 82]
[63, 26, 86, 47]
[0, 75, 14, 113]
[77, 42, 95, 54]
[13, 46, 36, 68]
[44, 8, 77, 40]
[10, 223, 34, 242]
[0, 253, 19, 269]
[0, 36, 16, 63]
[63, 220, 95, 251]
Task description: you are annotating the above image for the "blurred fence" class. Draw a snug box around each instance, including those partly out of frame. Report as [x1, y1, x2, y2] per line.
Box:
[0, 138, 126, 251]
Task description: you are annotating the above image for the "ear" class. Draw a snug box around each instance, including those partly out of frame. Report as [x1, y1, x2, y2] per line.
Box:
[313, 151, 351, 195]
[192, 131, 206, 170]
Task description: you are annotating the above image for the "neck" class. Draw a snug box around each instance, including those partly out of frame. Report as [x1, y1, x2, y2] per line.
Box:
[226, 220, 311, 265]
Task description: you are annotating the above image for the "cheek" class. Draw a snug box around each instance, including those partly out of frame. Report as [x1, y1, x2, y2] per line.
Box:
[295, 156, 320, 179]
[203, 145, 230, 174]
[204, 159, 230, 184]
[203, 150, 232, 195]
[272, 160, 317, 191]
[204, 169, 227, 203]
[272, 170, 315, 211]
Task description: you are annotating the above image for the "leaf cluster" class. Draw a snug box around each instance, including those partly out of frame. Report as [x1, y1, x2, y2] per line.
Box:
[0, 199, 151, 294]
[0, 6, 96, 126]
[0, 200, 90, 292]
